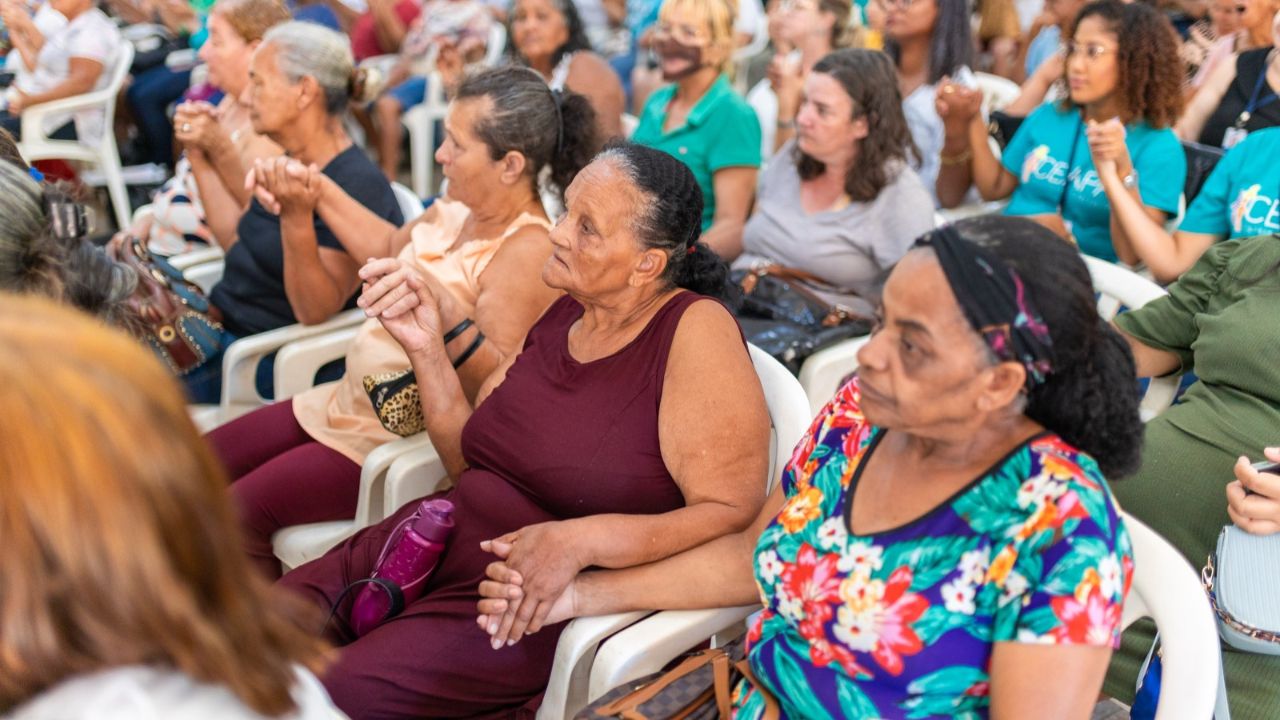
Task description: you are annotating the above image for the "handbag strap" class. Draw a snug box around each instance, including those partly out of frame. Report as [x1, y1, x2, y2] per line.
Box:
[1202, 554, 1280, 644]
[593, 649, 724, 717]
[731, 658, 780, 720]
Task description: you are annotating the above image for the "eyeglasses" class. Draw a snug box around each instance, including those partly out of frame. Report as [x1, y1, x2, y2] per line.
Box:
[1061, 41, 1117, 61]
[873, 0, 921, 10]
[653, 22, 709, 45]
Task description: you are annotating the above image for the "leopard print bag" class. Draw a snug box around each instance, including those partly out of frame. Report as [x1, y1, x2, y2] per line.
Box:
[363, 369, 426, 437]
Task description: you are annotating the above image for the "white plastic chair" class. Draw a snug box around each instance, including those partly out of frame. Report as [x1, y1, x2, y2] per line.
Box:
[19, 43, 135, 230]
[582, 503, 1223, 719]
[1119, 511, 1224, 720]
[621, 112, 639, 139]
[391, 180, 426, 220]
[730, 3, 769, 95]
[536, 345, 812, 720]
[973, 71, 1021, 116]
[1082, 255, 1180, 421]
[794, 254, 1180, 421]
[405, 23, 508, 198]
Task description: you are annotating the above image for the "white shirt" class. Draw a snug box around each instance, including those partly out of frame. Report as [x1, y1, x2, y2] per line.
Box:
[3, 666, 347, 720]
[15, 7, 121, 140]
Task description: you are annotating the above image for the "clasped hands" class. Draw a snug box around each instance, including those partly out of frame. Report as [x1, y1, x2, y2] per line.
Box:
[474, 521, 584, 650]
[243, 156, 323, 215]
[174, 101, 229, 156]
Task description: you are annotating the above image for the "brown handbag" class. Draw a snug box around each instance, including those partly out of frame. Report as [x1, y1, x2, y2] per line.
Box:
[106, 235, 225, 375]
[576, 642, 780, 720]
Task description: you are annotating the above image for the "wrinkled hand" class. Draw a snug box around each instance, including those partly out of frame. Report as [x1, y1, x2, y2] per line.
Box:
[1086, 118, 1132, 181]
[174, 101, 226, 154]
[766, 51, 803, 120]
[250, 157, 321, 215]
[1227, 448, 1280, 535]
[357, 257, 451, 355]
[476, 522, 585, 647]
[934, 77, 983, 135]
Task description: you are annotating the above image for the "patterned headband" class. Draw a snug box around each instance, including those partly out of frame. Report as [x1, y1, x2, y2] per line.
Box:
[915, 225, 1055, 389]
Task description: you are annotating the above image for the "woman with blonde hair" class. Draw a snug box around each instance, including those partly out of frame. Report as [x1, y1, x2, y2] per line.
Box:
[0, 295, 342, 719]
[631, 0, 762, 258]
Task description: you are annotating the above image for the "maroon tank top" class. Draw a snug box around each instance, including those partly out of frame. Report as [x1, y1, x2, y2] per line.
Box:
[459, 291, 705, 518]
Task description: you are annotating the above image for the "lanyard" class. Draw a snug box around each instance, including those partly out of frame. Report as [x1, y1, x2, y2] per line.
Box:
[1235, 66, 1279, 128]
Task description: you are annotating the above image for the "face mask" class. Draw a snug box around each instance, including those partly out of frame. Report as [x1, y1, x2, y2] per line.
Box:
[654, 36, 707, 80]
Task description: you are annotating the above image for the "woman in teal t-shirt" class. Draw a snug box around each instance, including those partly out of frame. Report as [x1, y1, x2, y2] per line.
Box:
[631, 0, 761, 260]
[1108, 126, 1280, 283]
[935, 0, 1186, 264]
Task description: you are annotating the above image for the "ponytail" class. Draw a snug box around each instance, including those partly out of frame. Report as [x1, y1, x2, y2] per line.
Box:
[1025, 320, 1143, 478]
[951, 216, 1144, 478]
[547, 89, 598, 203]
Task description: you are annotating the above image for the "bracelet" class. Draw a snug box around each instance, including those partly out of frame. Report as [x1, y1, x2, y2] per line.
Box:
[939, 148, 973, 166]
[452, 331, 485, 369]
[442, 317, 474, 344]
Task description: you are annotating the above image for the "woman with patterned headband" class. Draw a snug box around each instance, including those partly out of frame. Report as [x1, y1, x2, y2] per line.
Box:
[480, 215, 1144, 719]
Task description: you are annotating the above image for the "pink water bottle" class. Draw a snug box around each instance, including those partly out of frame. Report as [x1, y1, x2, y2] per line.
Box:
[349, 498, 455, 637]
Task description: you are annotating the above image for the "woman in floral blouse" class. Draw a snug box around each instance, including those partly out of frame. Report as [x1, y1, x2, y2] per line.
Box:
[477, 216, 1144, 719]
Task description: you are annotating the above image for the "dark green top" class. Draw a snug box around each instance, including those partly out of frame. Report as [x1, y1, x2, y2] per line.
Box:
[1115, 234, 1280, 453]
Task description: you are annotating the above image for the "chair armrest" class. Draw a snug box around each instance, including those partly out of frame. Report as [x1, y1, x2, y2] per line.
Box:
[219, 309, 365, 420]
[20, 88, 116, 136]
[170, 246, 226, 271]
[121, 23, 173, 43]
[797, 336, 870, 416]
[354, 433, 435, 527]
[588, 605, 760, 703]
[537, 611, 654, 720]
[182, 260, 224, 294]
[383, 443, 450, 517]
[273, 326, 360, 400]
[165, 49, 198, 71]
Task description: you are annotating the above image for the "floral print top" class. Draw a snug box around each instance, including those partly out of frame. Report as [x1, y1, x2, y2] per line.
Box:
[735, 379, 1133, 720]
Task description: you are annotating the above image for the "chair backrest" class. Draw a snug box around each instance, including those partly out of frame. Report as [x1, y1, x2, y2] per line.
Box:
[748, 344, 815, 494]
[391, 181, 425, 220]
[483, 23, 507, 66]
[621, 113, 639, 139]
[746, 78, 777, 162]
[1081, 255, 1180, 421]
[1119, 510, 1223, 720]
[1182, 140, 1227, 208]
[974, 71, 1020, 116]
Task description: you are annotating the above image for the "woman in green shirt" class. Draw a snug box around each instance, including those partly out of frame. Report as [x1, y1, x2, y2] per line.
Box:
[631, 0, 761, 260]
[1107, 233, 1280, 719]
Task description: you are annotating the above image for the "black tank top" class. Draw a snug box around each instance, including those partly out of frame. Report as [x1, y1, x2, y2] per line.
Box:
[1199, 48, 1280, 149]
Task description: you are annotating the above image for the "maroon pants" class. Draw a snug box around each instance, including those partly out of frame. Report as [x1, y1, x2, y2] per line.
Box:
[207, 400, 362, 579]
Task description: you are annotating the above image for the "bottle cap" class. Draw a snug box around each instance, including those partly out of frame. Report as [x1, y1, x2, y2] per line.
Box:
[411, 498, 455, 543]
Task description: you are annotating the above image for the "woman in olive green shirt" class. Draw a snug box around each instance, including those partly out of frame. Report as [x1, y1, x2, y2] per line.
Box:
[1107, 233, 1280, 719]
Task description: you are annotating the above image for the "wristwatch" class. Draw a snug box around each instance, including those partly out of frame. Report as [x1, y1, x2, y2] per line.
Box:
[1121, 169, 1139, 191]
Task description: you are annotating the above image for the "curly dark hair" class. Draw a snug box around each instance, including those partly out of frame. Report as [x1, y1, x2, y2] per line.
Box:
[795, 50, 920, 203]
[1061, 0, 1184, 128]
[883, 0, 975, 85]
[454, 64, 600, 202]
[507, 0, 593, 71]
[945, 215, 1144, 478]
[597, 141, 737, 303]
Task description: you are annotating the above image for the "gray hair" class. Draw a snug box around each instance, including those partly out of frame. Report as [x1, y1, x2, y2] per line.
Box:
[260, 21, 359, 115]
[0, 162, 62, 297]
[0, 163, 139, 328]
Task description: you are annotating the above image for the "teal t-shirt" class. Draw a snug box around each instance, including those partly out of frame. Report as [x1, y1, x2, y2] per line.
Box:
[632, 75, 762, 231]
[1002, 103, 1186, 262]
[1180, 127, 1280, 239]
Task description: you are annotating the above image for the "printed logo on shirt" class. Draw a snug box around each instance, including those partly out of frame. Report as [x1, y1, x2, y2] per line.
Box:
[1230, 183, 1280, 234]
[1022, 144, 1104, 197]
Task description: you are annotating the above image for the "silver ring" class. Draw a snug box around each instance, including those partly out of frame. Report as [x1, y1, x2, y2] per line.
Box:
[181, 123, 191, 132]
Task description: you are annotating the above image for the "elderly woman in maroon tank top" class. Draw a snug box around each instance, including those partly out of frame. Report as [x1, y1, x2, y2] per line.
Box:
[276, 142, 772, 718]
